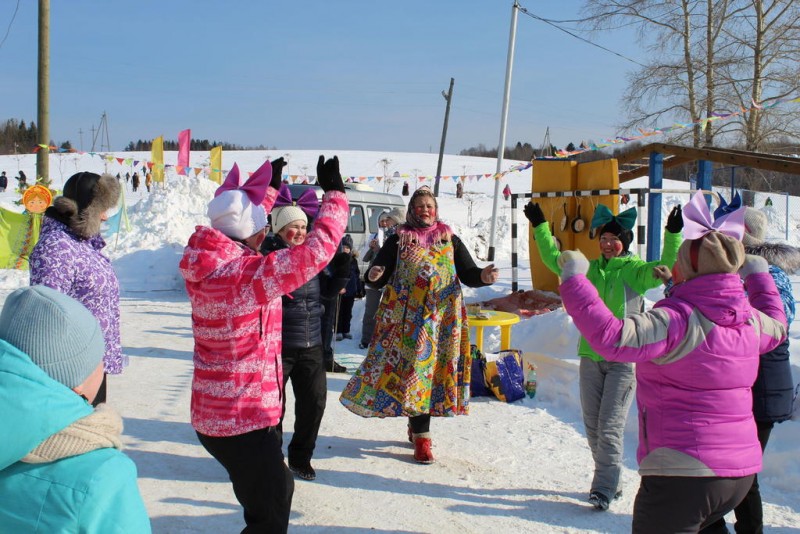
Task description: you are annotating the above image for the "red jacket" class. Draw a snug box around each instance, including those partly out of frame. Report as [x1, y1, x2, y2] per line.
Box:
[179, 190, 348, 437]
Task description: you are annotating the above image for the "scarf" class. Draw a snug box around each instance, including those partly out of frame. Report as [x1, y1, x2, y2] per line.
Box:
[22, 404, 124, 464]
[397, 221, 453, 248]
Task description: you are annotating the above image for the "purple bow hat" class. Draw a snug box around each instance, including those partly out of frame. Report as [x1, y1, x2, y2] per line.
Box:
[273, 183, 319, 219]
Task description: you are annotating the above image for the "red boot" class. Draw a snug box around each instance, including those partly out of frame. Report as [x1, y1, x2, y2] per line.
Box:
[413, 432, 435, 464]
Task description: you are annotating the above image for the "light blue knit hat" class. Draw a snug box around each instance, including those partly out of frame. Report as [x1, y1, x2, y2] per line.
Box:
[0, 286, 104, 388]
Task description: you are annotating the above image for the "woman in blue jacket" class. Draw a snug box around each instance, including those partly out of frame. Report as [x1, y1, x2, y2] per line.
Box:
[0, 286, 150, 533]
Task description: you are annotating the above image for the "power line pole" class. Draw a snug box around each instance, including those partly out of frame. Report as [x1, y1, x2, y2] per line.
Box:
[434, 77, 454, 197]
[487, 1, 519, 262]
[36, 0, 50, 185]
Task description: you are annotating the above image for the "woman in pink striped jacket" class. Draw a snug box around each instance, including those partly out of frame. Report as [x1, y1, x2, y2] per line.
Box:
[179, 156, 348, 533]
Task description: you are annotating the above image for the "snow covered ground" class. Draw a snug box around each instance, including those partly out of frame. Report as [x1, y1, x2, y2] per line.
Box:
[1, 150, 799, 533]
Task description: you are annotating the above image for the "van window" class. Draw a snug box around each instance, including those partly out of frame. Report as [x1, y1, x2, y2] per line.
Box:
[348, 205, 366, 234]
[367, 205, 391, 233]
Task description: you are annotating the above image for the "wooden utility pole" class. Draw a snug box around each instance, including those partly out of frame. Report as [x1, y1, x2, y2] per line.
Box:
[434, 77, 454, 197]
[37, 0, 50, 185]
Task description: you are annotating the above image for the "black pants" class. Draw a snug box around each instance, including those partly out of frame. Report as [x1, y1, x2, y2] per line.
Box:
[280, 345, 327, 465]
[409, 414, 431, 434]
[197, 427, 293, 533]
[320, 296, 337, 365]
[632, 475, 754, 534]
[336, 296, 356, 335]
[707, 421, 774, 534]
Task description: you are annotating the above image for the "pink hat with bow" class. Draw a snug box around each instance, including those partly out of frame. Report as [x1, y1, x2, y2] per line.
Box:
[207, 160, 272, 240]
[676, 191, 746, 280]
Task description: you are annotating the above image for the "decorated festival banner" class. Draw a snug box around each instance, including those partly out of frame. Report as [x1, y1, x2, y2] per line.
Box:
[151, 136, 165, 183]
[210, 146, 223, 184]
[0, 184, 54, 269]
[177, 129, 191, 176]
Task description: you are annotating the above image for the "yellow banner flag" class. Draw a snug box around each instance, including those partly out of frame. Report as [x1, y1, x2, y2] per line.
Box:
[151, 136, 164, 183]
[210, 146, 223, 184]
[0, 209, 42, 270]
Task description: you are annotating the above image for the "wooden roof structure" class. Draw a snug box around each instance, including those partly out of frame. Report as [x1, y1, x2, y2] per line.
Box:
[615, 143, 800, 182]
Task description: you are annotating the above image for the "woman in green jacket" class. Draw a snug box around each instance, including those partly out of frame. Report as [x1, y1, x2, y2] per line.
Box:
[524, 202, 683, 512]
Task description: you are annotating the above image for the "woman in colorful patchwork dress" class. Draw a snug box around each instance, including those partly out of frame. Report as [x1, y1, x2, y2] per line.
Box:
[524, 201, 683, 511]
[339, 186, 499, 464]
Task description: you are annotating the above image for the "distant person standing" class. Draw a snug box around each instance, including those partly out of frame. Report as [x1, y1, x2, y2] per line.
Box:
[0, 171, 7, 192]
[456, 181, 464, 198]
[131, 172, 140, 192]
[402, 181, 410, 196]
[502, 184, 511, 201]
[334, 235, 363, 342]
[359, 207, 404, 349]
[16, 170, 28, 190]
[145, 172, 152, 192]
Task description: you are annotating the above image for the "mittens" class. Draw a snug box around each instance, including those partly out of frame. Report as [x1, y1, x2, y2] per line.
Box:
[557, 250, 590, 280]
[665, 205, 683, 233]
[270, 157, 286, 190]
[524, 202, 546, 227]
[738, 254, 769, 279]
[316, 155, 345, 193]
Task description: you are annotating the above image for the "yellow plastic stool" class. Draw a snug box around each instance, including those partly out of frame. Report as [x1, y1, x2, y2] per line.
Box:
[467, 310, 520, 353]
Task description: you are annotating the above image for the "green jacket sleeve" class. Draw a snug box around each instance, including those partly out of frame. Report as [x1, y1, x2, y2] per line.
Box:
[621, 230, 682, 294]
[532, 221, 562, 276]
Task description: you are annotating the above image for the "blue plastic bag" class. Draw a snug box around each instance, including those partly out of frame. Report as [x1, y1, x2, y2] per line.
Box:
[484, 350, 525, 403]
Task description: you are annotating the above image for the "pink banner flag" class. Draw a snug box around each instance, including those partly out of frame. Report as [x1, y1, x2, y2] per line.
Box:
[177, 129, 191, 175]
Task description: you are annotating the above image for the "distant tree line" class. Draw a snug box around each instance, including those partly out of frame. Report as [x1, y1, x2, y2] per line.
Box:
[0, 118, 62, 155]
[124, 139, 274, 151]
[460, 141, 559, 161]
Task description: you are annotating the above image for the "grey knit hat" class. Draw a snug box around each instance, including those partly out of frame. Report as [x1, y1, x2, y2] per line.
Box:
[0, 286, 104, 388]
[742, 207, 767, 246]
[385, 206, 406, 225]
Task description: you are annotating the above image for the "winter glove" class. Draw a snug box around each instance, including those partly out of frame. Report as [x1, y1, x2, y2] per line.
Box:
[665, 205, 683, 233]
[316, 155, 345, 193]
[329, 251, 352, 279]
[270, 157, 286, 190]
[524, 202, 547, 228]
[557, 250, 590, 281]
[738, 254, 769, 280]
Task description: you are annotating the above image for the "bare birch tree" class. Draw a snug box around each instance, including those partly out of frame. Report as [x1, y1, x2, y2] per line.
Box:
[581, 0, 800, 150]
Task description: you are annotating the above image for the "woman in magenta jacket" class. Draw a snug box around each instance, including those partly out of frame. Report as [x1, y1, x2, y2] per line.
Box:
[556, 193, 787, 533]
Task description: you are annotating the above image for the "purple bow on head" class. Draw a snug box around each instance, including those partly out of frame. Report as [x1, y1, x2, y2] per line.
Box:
[214, 159, 273, 205]
[683, 190, 745, 241]
[273, 183, 320, 219]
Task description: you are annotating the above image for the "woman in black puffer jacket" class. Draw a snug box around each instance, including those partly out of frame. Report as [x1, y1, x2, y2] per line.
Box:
[262, 205, 350, 481]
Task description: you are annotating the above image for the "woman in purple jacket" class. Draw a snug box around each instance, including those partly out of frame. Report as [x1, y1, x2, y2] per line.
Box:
[556, 192, 787, 533]
[29, 171, 122, 405]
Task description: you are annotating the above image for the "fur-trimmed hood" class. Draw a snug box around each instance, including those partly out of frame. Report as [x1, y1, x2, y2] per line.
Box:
[745, 242, 800, 274]
[44, 173, 120, 239]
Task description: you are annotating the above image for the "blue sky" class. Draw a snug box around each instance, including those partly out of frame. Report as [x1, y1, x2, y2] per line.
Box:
[1, 1, 643, 154]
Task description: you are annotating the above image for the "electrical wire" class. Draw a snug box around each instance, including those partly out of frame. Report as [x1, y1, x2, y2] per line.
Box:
[517, 3, 647, 68]
[0, 0, 21, 51]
